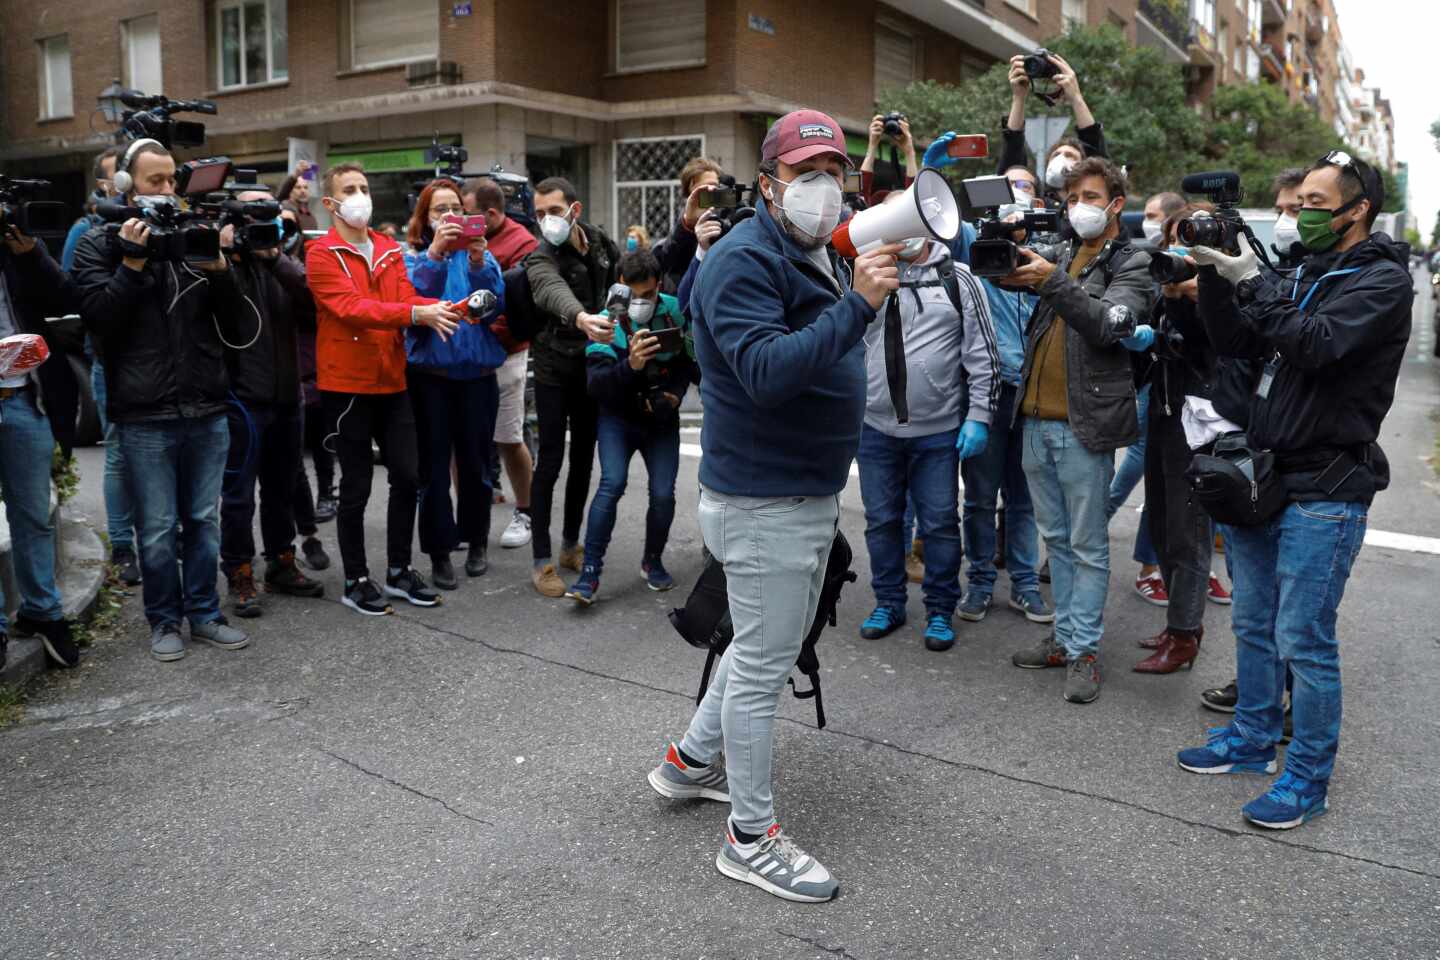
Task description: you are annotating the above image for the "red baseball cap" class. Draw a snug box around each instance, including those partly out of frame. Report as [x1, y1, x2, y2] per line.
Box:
[761, 110, 853, 168]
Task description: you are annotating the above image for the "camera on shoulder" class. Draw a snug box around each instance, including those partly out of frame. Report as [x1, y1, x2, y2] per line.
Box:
[0, 175, 71, 241]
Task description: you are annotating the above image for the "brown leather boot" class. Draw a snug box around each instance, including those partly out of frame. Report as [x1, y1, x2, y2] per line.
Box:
[1134, 627, 1203, 674]
[1138, 629, 1167, 650]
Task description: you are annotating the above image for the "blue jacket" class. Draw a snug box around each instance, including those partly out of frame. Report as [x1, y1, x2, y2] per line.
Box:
[691, 198, 874, 497]
[403, 246, 507, 379]
[952, 221, 1035, 390]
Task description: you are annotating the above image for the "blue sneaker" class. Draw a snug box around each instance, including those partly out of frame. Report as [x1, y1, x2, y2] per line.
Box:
[1243, 772, 1329, 830]
[1177, 725, 1278, 775]
[860, 605, 906, 639]
[923, 614, 955, 652]
[641, 555, 676, 592]
[958, 591, 991, 623]
[566, 565, 601, 606]
[1008, 589, 1054, 623]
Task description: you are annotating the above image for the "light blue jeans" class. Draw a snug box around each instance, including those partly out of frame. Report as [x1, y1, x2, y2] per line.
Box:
[1021, 418, 1114, 657]
[0, 389, 64, 632]
[680, 488, 839, 834]
[92, 360, 135, 551]
[1225, 501, 1366, 784]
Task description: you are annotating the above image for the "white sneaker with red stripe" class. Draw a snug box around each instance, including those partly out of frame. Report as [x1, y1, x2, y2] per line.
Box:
[716, 820, 839, 903]
[1207, 572, 1232, 604]
[646, 742, 729, 802]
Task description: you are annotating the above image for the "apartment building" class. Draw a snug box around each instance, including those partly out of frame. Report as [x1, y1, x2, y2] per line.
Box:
[1, 0, 1157, 238]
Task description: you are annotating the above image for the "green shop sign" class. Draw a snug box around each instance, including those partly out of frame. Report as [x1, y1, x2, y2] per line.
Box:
[324, 148, 431, 173]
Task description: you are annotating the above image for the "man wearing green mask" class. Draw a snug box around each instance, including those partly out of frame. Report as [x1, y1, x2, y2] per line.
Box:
[1176, 151, 1412, 831]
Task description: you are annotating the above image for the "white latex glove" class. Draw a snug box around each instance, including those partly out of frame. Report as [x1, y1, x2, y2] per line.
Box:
[1191, 243, 1259, 286]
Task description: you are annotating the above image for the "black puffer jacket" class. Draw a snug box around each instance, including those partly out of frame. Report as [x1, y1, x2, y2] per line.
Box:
[71, 225, 245, 424]
[0, 242, 83, 454]
[226, 252, 315, 408]
[1198, 233, 1413, 502]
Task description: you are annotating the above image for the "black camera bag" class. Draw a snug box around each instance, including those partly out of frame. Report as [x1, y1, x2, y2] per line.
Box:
[1184, 432, 1286, 527]
[669, 530, 857, 729]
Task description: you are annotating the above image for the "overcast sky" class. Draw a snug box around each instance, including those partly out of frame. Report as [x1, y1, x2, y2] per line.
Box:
[1331, 0, 1436, 243]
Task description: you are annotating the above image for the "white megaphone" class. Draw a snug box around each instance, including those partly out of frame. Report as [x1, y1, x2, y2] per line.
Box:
[831, 166, 960, 258]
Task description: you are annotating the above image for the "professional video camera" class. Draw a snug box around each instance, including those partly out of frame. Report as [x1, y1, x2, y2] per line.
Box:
[962, 175, 1062, 278]
[425, 132, 468, 179]
[1175, 170, 1259, 257]
[96, 157, 239, 263]
[697, 175, 756, 242]
[0, 175, 71, 239]
[117, 90, 218, 149]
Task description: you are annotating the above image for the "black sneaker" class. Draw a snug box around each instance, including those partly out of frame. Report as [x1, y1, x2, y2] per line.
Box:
[264, 550, 325, 597]
[385, 567, 441, 607]
[111, 545, 142, 585]
[342, 577, 392, 616]
[34, 618, 80, 669]
[315, 495, 338, 523]
[302, 536, 331, 571]
[1200, 679, 1238, 713]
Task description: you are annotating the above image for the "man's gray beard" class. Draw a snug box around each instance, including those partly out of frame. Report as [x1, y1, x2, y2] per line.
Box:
[772, 203, 827, 251]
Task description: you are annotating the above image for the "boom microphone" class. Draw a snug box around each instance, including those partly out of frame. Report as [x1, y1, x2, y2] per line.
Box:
[1180, 170, 1242, 199]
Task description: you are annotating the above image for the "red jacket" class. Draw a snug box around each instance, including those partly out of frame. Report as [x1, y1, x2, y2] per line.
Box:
[306, 227, 435, 394]
[485, 216, 539, 355]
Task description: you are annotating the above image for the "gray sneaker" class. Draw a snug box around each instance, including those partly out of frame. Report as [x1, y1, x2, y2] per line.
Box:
[1008, 589, 1055, 623]
[1064, 654, 1101, 703]
[647, 743, 729, 802]
[958, 591, 991, 623]
[190, 618, 250, 652]
[1012, 634, 1067, 669]
[150, 625, 186, 662]
[716, 821, 838, 903]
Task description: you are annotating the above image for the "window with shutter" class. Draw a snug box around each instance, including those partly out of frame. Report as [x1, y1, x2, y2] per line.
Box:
[616, 0, 705, 73]
[874, 24, 915, 98]
[352, 0, 438, 70]
[37, 35, 73, 120]
[123, 15, 163, 97]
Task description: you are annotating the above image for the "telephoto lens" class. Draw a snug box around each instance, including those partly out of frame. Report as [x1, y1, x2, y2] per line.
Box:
[1148, 250, 1197, 284]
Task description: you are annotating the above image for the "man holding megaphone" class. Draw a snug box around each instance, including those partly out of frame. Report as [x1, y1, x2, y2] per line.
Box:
[646, 109, 913, 904]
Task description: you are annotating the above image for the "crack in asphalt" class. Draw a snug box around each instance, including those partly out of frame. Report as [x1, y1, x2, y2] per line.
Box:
[776, 929, 864, 959]
[389, 607, 1440, 884]
[320, 748, 492, 827]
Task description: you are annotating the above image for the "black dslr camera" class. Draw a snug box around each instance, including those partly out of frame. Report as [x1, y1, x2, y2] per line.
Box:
[0, 175, 71, 239]
[1024, 48, 1061, 80]
[962, 175, 1061, 279]
[881, 111, 907, 139]
[1176, 170, 1254, 256]
[118, 90, 217, 149]
[696, 175, 756, 243]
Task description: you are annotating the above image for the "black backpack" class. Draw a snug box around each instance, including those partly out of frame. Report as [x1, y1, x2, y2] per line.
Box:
[501, 263, 539, 342]
[669, 530, 858, 729]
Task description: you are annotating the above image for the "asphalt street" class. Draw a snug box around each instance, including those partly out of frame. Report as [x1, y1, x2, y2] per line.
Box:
[3, 270, 1439, 959]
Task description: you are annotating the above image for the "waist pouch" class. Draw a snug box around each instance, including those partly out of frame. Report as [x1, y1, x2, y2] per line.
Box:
[1184, 432, 1286, 527]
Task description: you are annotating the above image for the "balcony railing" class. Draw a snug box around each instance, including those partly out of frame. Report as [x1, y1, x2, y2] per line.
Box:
[1138, 0, 1191, 50]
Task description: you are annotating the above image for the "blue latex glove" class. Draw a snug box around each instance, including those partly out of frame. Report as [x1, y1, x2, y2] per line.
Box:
[1120, 324, 1156, 352]
[956, 420, 989, 460]
[922, 132, 960, 169]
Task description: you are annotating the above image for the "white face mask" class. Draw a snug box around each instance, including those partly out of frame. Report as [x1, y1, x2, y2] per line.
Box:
[998, 201, 1030, 221]
[899, 236, 927, 259]
[767, 171, 844, 241]
[134, 194, 178, 213]
[1142, 220, 1165, 245]
[1068, 202, 1112, 241]
[539, 209, 574, 247]
[1273, 212, 1301, 251]
[627, 299, 655, 325]
[330, 193, 372, 229]
[1045, 155, 1075, 189]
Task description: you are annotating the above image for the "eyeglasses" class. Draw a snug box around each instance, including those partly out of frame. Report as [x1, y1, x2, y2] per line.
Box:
[1008, 179, 1037, 194]
[431, 204, 464, 216]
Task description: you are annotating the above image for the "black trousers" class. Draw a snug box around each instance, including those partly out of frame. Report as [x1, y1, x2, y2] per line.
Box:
[1144, 406, 1213, 632]
[321, 389, 420, 581]
[305, 399, 335, 497]
[531, 374, 598, 561]
[220, 401, 301, 574]
[292, 403, 320, 538]
[409, 371, 500, 559]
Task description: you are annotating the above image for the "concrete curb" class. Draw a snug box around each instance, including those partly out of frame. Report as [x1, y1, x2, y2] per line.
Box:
[0, 506, 107, 687]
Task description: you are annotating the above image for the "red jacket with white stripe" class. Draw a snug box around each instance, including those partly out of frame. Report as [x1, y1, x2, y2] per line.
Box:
[306, 227, 436, 394]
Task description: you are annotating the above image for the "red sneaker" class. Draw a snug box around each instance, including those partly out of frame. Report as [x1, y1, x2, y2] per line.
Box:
[1134, 573, 1169, 607]
[1207, 572, 1232, 605]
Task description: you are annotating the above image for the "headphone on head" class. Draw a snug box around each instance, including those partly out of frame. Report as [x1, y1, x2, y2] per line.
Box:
[111, 138, 164, 195]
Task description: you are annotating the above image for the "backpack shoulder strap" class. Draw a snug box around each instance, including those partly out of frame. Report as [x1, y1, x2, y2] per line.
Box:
[937, 255, 965, 318]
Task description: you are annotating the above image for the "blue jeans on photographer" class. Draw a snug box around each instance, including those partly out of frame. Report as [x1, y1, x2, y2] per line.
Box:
[119, 415, 229, 630]
[858, 425, 962, 618]
[0, 388, 64, 633]
[1225, 501, 1366, 784]
[582, 414, 680, 573]
[91, 360, 135, 552]
[962, 383, 1040, 600]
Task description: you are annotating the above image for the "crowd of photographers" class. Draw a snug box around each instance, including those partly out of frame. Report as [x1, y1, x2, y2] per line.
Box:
[0, 45, 1415, 902]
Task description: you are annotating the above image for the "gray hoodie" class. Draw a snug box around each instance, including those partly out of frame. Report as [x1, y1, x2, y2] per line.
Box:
[863, 241, 999, 438]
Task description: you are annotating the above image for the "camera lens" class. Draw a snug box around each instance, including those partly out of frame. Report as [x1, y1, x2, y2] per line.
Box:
[1148, 251, 1197, 284]
[1177, 216, 1223, 248]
